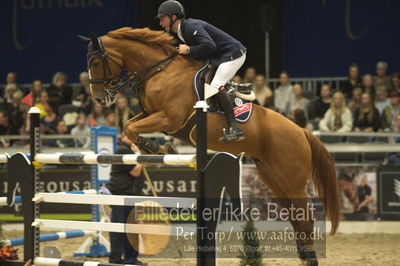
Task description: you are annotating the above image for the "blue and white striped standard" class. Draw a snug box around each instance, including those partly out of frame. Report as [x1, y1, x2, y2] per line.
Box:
[34, 153, 196, 166]
[4, 230, 96, 246]
[34, 257, 139, 266]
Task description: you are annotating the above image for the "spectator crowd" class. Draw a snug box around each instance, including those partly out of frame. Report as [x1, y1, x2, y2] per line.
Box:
[0, 71, 140, 148]
[1, 60, 399, 148]
[236, 61, 400, 134]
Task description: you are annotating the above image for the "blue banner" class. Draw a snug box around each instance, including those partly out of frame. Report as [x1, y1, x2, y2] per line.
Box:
[1, 0, 137, 83]
[282, 0, 400, 77]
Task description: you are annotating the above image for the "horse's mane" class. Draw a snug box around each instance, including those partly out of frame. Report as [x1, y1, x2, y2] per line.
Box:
[107, 27, 176, 52]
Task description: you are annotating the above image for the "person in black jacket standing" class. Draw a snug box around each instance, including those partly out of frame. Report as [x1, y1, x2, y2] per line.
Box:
[106, 139, 145, 265]
[156, 0, 247, 142]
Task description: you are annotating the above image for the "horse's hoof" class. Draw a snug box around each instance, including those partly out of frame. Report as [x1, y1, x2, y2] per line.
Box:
[301, 258, 318, 266]
[164, 141, 178, 154]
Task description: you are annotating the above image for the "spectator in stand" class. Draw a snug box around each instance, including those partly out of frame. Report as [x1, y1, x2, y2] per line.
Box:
[387, 114, 400, 163]
[310, 84, 331, 122]
[348, 87, 363, 115]
[0, 110, 18, 147]
[31, 80, 43, 105]
[115, 95, 135, 134]
[361, 74, 376, 99]
[381, 91, 400, 132]
[5, 72, 19, 93]
[374, 61, 391, 90]
[289, 108, 314, 131]
[105, 110, 117, 128]
[34, 91, 49, 118]
[274, 71, 293, 112]
[40, 102, 60, 134]
[19, 112, 30, 147]
[374, 86, 390, 114]
[72, 72, 92, 114]
[89, 103, 107, 127]
[353, 92, 381, 132]
[286, 83, 309, 118]
[45, 120, 74, 148]
[3, 84, 18, 105]
[46, 72, 73, 107]
[390, 73, 400, 95]
[253, 74, 272, 106]
[71, 113, 90, 148]
[6, 72, 17, 85]
[9, 90, 26, 131]
[231, 75, 242, 84]
[243, 67, 256, 84]
[341, 63, 362, 99]
[319, 92, 353, 132]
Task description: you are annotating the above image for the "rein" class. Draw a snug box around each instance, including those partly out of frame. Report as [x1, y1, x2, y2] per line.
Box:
[88, 37, 177, 103]
[129, 53, 177, 93]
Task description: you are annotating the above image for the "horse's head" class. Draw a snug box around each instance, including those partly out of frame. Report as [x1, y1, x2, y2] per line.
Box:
[79, 34, 123, 106]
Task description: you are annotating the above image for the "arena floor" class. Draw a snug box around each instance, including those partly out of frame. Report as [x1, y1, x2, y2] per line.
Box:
[4, 229, 399, 266]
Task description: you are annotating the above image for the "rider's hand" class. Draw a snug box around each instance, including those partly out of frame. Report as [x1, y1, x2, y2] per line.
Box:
[178, 44, 190, 55]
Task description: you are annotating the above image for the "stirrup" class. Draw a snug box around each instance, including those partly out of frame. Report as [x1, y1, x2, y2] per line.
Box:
[218, 127, 244, 144]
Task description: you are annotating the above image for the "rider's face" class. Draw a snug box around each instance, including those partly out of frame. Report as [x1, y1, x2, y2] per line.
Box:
[159, 15, 171, 32]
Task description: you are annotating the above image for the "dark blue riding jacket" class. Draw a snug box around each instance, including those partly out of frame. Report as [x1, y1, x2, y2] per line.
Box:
[179, 18, 246, 66]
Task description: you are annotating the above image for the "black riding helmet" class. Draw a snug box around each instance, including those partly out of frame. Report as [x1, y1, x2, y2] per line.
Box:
[156, 0, 185, 19]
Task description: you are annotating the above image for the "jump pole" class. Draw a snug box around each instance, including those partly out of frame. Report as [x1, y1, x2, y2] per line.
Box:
[4, 230, 96, 247]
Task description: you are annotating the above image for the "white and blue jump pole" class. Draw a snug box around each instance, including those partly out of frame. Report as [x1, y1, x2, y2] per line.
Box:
[4, 230, 96, 247]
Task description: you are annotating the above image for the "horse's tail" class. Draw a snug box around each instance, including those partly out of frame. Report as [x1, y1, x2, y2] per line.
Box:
[304, 130, 340, 234]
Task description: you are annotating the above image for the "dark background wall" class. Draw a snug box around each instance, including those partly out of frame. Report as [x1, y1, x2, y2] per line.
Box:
[282, 0, 400, 77]
[1, 0, 281, 83]
[1, 0, 398, 83]
[0, 0, 138, 84]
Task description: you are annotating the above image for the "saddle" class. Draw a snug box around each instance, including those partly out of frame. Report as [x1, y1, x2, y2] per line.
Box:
[169, 63, 255, 145]
[195, 63, 255, 122]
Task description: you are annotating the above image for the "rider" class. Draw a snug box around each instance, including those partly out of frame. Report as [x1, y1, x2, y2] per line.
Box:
[156, 0, 246, 142]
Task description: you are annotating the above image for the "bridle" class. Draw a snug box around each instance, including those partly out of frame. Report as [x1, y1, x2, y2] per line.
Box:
[88, 37, 177, 105]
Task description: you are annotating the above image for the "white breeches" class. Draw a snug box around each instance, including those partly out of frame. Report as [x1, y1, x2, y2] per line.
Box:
[210, 53, 246, 90]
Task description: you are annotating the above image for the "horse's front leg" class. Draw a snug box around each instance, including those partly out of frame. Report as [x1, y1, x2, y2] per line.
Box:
[123, 112, 146, 138]
[123, 111, 179, 154]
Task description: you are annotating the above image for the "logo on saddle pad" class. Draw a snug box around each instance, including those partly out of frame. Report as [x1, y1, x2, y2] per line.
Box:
[233, 102, 252, 122]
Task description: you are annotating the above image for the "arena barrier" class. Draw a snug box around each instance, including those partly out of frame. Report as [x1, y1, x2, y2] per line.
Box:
[4, 103, 242, 266]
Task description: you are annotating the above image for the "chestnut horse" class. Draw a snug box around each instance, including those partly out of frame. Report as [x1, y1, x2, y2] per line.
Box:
[84, 27, 339, 265]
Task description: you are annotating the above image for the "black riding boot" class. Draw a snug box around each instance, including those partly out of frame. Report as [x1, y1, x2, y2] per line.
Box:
[216, 87, 244, 143]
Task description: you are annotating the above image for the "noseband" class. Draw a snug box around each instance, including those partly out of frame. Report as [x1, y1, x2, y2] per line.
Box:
[88, 37, 177, 104]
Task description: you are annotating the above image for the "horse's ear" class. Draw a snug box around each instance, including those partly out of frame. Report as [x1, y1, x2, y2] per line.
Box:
[78, 35, 91, 44]
[90, 32, 100, 51]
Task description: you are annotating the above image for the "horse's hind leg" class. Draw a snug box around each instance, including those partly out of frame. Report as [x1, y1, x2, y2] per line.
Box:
[288, 198, 320, 266]
[254, 160, 319, 266]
